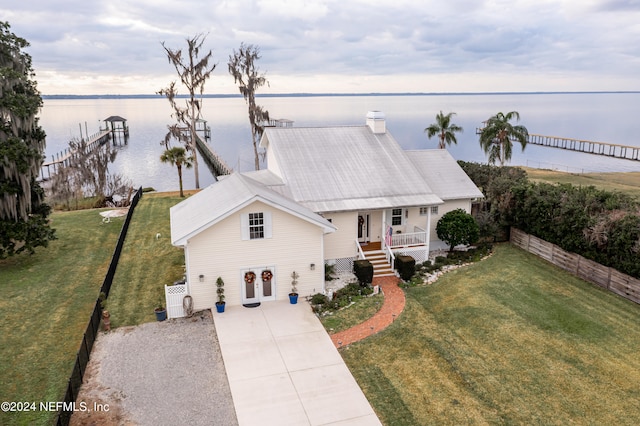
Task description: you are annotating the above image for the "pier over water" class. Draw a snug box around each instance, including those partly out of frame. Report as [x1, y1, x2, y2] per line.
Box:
[476, 127, 640, 162]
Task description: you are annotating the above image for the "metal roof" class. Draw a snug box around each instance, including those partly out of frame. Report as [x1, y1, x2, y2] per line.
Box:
[170, 173, 336, 246]
[261, 126, 443, 212]
[104, 116, 127, 122]
[405, 150, 485, 200]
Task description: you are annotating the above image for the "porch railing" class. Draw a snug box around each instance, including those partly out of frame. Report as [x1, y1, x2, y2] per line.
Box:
[355, 240, 366, 260]
[383, 244, 395, 269]
[389, 231, 427, 247]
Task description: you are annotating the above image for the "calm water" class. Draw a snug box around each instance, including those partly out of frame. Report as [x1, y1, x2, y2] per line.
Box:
[39, 93, 640, 192]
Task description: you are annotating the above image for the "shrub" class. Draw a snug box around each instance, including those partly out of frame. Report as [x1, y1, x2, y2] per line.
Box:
[395, 255, 416, 281]
[310, 293, 328, 305]
[436, 208, 480, 252]
[353, 259, 374, 285]
[324, 263, 336, 281]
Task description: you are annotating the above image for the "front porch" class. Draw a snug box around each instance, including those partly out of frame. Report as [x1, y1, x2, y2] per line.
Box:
[354, 208, 433, 272]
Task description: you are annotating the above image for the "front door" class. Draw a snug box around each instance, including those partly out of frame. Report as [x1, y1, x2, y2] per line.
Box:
[241, 267, 276, 305]
[358, 213, 370, 243]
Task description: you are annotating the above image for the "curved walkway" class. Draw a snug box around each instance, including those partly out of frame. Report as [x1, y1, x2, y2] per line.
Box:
[330, 275, 405, 348]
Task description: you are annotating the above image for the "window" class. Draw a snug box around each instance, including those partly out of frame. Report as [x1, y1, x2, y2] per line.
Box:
[391, 208, 403, 226]
[241, 211, 272, 240]
[431, 206, 439, 215]
[419, 207, 429, 216]
[249, 212, 264, 239]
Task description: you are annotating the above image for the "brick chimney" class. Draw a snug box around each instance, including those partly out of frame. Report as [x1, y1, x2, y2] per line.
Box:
[366, 111, 386, 134]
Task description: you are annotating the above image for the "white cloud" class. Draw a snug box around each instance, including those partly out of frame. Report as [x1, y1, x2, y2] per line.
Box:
[2, 0, 639, 94]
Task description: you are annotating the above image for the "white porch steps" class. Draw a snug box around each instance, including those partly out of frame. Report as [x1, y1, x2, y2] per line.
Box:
[363, 250, 396, 277]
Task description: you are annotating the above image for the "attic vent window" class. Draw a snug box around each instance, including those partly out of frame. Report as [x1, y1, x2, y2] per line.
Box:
[249, 213, 265, 239]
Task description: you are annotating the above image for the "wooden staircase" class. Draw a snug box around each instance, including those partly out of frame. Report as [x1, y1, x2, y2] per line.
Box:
[363, 249, 396, 277]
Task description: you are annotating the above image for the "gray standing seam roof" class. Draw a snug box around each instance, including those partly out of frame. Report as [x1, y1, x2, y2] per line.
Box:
[406, 150, 485, 200]
[170, 173, 336, 246]
[262, 126, 443, 212]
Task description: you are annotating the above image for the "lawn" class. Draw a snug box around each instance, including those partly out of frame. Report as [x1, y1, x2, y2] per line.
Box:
[106, 192, 186, 327]
[0, 192, 187, 426]
[320, 291, 384, 334]
[0, 208, 123, 426]
[523, 167, 640, 200]
[340, 244, 640, 425]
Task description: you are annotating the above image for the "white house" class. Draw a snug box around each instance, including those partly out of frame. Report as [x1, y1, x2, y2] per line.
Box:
[168, 111, 483, 312]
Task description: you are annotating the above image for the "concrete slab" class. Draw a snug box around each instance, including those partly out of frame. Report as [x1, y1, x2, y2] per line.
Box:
[213, 300, 381, 425]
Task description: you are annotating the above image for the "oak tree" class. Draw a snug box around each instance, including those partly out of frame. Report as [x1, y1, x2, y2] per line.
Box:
[0, 22, 55, 257]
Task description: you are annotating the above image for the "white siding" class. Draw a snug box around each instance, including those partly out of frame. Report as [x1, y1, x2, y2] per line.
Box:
[185, 200, 325, 309]
[322, 211, 358, 260]
[429, 199, 472, 249]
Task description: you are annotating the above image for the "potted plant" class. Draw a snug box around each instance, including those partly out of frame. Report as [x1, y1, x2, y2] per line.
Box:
[154, 298, 167, 321]
[215, 277, 226, 313]
[289, 271, 299, 304]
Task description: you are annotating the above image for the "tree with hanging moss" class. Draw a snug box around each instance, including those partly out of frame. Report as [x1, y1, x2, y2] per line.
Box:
[0, 21, 55, 257]
[158, 34, 216, 189]
[228, 43, 270, 170]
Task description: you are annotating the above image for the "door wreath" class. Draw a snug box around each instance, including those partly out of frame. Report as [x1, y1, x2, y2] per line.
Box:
[261, 270, 273, 282]
[244, 271, 256, 285]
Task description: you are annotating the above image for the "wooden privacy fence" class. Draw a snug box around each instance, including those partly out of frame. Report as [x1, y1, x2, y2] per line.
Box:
[510, 228, 640, 304]
[56, 187, 143, 426]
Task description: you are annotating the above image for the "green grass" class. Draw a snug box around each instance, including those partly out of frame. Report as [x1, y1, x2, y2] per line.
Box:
[524, 167, 640, 199]
[320, 292, 384, 334]
[0, 209, 123, 426]
[106, 192, 186, 327]
[340, 244, 640, 425]
[0, 192, 187, 425]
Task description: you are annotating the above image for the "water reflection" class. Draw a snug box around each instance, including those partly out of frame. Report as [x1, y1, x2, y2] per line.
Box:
[39, 93, 640, 192]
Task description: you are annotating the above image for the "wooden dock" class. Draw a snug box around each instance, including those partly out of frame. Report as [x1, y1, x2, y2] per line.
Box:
[195, 134, 233, 177]
[41, 130, 112, 179]
[476, 128, 640, 162]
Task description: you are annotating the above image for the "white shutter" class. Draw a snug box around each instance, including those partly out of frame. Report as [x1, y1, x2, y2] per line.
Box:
[241, 213, 250, 240]
[264, 211, 272, 239]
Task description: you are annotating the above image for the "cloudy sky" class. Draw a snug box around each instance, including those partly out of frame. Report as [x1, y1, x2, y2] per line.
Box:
[2, 0, 639, 95]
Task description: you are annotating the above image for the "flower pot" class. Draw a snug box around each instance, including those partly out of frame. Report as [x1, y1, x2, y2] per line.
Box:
[215, 302, 226, 313]
[289, 293, 299, 304]
[154, 308, 167, 321]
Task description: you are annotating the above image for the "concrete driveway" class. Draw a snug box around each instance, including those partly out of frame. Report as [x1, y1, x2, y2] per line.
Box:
[213, 300, 381, 425]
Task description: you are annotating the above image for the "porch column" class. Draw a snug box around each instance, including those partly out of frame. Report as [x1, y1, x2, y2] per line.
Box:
[381, 209, 387, 250]
[426, 208, 432, 256]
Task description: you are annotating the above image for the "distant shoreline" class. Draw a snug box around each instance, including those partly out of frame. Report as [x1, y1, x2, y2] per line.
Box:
[42, 91, 640, 100]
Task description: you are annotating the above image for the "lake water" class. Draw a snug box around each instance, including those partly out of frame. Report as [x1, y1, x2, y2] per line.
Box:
[39, 93, 640, 192]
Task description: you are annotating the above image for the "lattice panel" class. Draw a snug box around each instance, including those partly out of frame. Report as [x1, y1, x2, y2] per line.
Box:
[166, 285, 188, 295]
[327, 257, 355, 273]
[396, 248, 427, 264]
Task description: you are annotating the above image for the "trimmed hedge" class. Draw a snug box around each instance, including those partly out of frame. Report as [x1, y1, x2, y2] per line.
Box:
[395, 255, 416, 281]
[353, 259, 374, 285]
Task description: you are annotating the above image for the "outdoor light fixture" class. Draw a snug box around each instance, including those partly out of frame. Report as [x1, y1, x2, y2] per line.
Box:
[199, 274, 204, 282]
[310, 263, 315, 270]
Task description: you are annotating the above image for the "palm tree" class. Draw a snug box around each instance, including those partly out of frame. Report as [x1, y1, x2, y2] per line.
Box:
[160, 146, 193, 197]
[479, 111, 529, 165]
[425, 111, 463, 149]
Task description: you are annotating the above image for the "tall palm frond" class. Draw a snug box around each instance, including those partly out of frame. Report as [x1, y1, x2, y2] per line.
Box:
[425, 111, 463, 149]
[479, 111, 528, 165]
